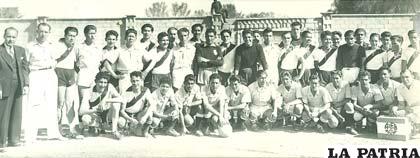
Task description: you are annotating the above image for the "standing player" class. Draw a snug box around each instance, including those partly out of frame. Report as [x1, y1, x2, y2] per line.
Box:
[171, 28, 196, 91]
[313, 31, 337, 85]
[195, 29, 223, 86]
[262, 28, 281, 86]
[336, 30, 366, 84]
[364, 33, 385, 84]
[218, 29, 236, 86]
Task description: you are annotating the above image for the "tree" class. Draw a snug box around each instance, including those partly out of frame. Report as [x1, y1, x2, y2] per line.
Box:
[171, 2, 191, 17]
[223, 3, 244, 18]
[332, 0, 420, 14]
[0, 7, 21, 18]
[246, 12, 275, 18]
[145, 2, 169, 17]
[193, 9, 208, 17]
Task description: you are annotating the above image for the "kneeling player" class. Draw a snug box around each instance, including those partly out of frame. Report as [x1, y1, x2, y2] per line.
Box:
[277, 71, 304, 130]
[175, 74, 205, 135]
[248, 70, 280, 131]
[149, 77, 180, 137]
[118, 71, 153, 137]
[79, 72, 123, 140]
[226, 75, 251, 131]
[301, 74, 339, 133]
[201, 73, 231, 137]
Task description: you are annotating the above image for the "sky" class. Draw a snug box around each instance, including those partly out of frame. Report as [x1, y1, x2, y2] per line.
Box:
[1, 0, 334, 18]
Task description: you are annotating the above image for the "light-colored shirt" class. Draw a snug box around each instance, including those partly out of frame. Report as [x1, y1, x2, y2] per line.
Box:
[280, 47, 302, 70]
[149, 88, 177, 114]
[27, 41, 57, 70]
[312, 48, 337, 71]
[297, 45, 316, 69]
[175, 84, 203, 105]
[402, 48, 419, 73]
[218, 43, 236, 73]
[77, 42, 103, 72]
[201, 85, 227, 106]
[365, 49, 385, 70]
[396, 80, 420, 107]
[172, 43, 196, 70]
[102, 46, 121, 71]
[376, 80, 400, 106]
[81, 84, 120, 112]
[301, 86, 332, 108]
[119, 44, 144, 72]
[121, 87, 151, 114]
[248, 82, 277, 107]
[55, 41, 78, 69]
[226, 84, 251, 107]
[325, 81, 350, 103]
[382, 50, 404, 78]
[277, 82, 302, 104]
[263, 43, 281, 83]
[349, 84, 383, 106]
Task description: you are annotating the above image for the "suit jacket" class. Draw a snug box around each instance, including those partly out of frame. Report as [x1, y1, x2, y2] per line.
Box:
[0, 43, 29, 97]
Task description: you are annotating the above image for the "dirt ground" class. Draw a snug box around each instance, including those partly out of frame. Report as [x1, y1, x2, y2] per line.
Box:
[1, 127, 418, 158]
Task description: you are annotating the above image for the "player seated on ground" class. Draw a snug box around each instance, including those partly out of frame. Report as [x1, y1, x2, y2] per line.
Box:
[301, 74, 339, 133]
[277, 71, 304, 130]
[148, 77, 181, 137]
[175, 74, 205, 135]
[392, 70, 420, 136]
[200, 73, 231, 137]
[345, 71, 384, 134]
[226, 75, 251, 132]
[79, 72, 124, 140]
[118, 71, 153, 137]
[248, 70, 280, 131]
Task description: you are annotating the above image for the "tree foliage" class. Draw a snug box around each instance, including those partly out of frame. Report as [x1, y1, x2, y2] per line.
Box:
[332, 0, 420, 14]
[193, 9, 208, 17]
[0, 7, 21, 18]
[223, 3, 244, 18]
[145, 2, 169, 17]
[171, 2, 191, 17]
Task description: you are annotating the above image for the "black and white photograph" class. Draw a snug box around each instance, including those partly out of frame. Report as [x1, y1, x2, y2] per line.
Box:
[0, 0, 419, 157]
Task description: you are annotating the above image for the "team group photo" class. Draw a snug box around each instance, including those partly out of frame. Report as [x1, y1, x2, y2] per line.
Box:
[0, 0, 419, 157]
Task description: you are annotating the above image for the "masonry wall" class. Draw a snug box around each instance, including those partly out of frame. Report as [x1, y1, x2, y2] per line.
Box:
[330, 14, 415, 47]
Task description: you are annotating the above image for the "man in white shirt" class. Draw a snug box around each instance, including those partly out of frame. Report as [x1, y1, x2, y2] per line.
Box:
[139, 24, 156, 52]
[218, 29, 236, 86]
[26, 23, 66, 143]
[313, 31, 337, 85]
[364, 33, 384, 84]
[262, 28, 281, 86]
[171, 28, 195, 91]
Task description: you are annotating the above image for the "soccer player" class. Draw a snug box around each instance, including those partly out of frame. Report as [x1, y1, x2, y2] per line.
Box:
[376, 68, 400, 116]
[383, 35, 407, 82]
[139, 24, 156, 52]
[195, 29, 223, 86]
[278, 32, 304, 82]
[332, 31, 342, 48]
[167, 27, 178, 49]
[218, 29, 236, 86]
[79, 72, 123, 140]
[325, 71, 350, 130]
[148, 77, 180, 137]
[297, 31, 317, 86]
[313, 31, 337, 85]
[102, 30, 123, 90]
[190, 23, 204, 46]
[118, 71, 153, 137]
[234, 29, 268, 85]
[301, 74, 338, 133]
[364, 33, 385, 84]
[262, 28, 281, 86]
[171, 28, 196, 91]
[226, 75, 251, 131]
[248, 70, 279, 131]
[277, 72, 304, 130]
[336, 30, 366, 83]
[354, 28, 370, 49]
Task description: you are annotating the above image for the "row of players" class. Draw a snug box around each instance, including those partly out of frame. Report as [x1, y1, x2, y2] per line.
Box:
[79, 68, 419, 139]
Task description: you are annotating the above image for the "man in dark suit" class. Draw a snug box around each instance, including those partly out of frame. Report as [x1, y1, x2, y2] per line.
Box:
[0, 27, 29, 152]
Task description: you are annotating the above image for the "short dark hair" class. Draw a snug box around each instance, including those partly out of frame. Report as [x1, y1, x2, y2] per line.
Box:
[64, 27, 78, 36]
[332, 31, 342, 38]
[95, 72, 111, 82]
[344, 30, 354, 37]
[141, 23, 154, 32]
[167, 27, 177, 34]
[408, 30, 416, 37]
[209, 73, 221, 82]
[220, 29, 231, 36]
[157, 32, 169, 41]
[242, 29, 252, 37]
[229, 75, 241, 83]
[290, 21, 302, 29]
[358, 70, 371, 80]
[125, 29, 137, 39]
[177, 27, 189, 35]
[191, 23, 203, 32]
[159, 76, 172, 86]
[205, 29, 216, 36]
[256, 70, 267, 79]
[379, 67, 391, 74]
[262, 28, 272, 35]
[105, 30, 119, 39]
[369, 33, 380, 40]
[252, 30, 261, 35]
[83, 25, 97, 35]
[183, 74, 195, 84]
[381, 31, 392, 39]
[391, 35, 403, 44]
[321, 31, 332, 40]
[301, 30, 311, 38]
[309, 73, 319, 81]
[130, 71, 143, 79]
[37, 23, 51, 31]
[355, 28, 366, 35]
[280, 71, 292, 79]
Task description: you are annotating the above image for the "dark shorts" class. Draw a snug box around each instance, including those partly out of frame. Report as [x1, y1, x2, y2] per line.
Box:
[55, 68, 76, 87]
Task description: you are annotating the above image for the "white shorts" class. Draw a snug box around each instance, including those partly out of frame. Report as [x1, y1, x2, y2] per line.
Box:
[341, 67, 360, 83]
[172, 68, 193, 89]
[77, 68, 98, 87]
